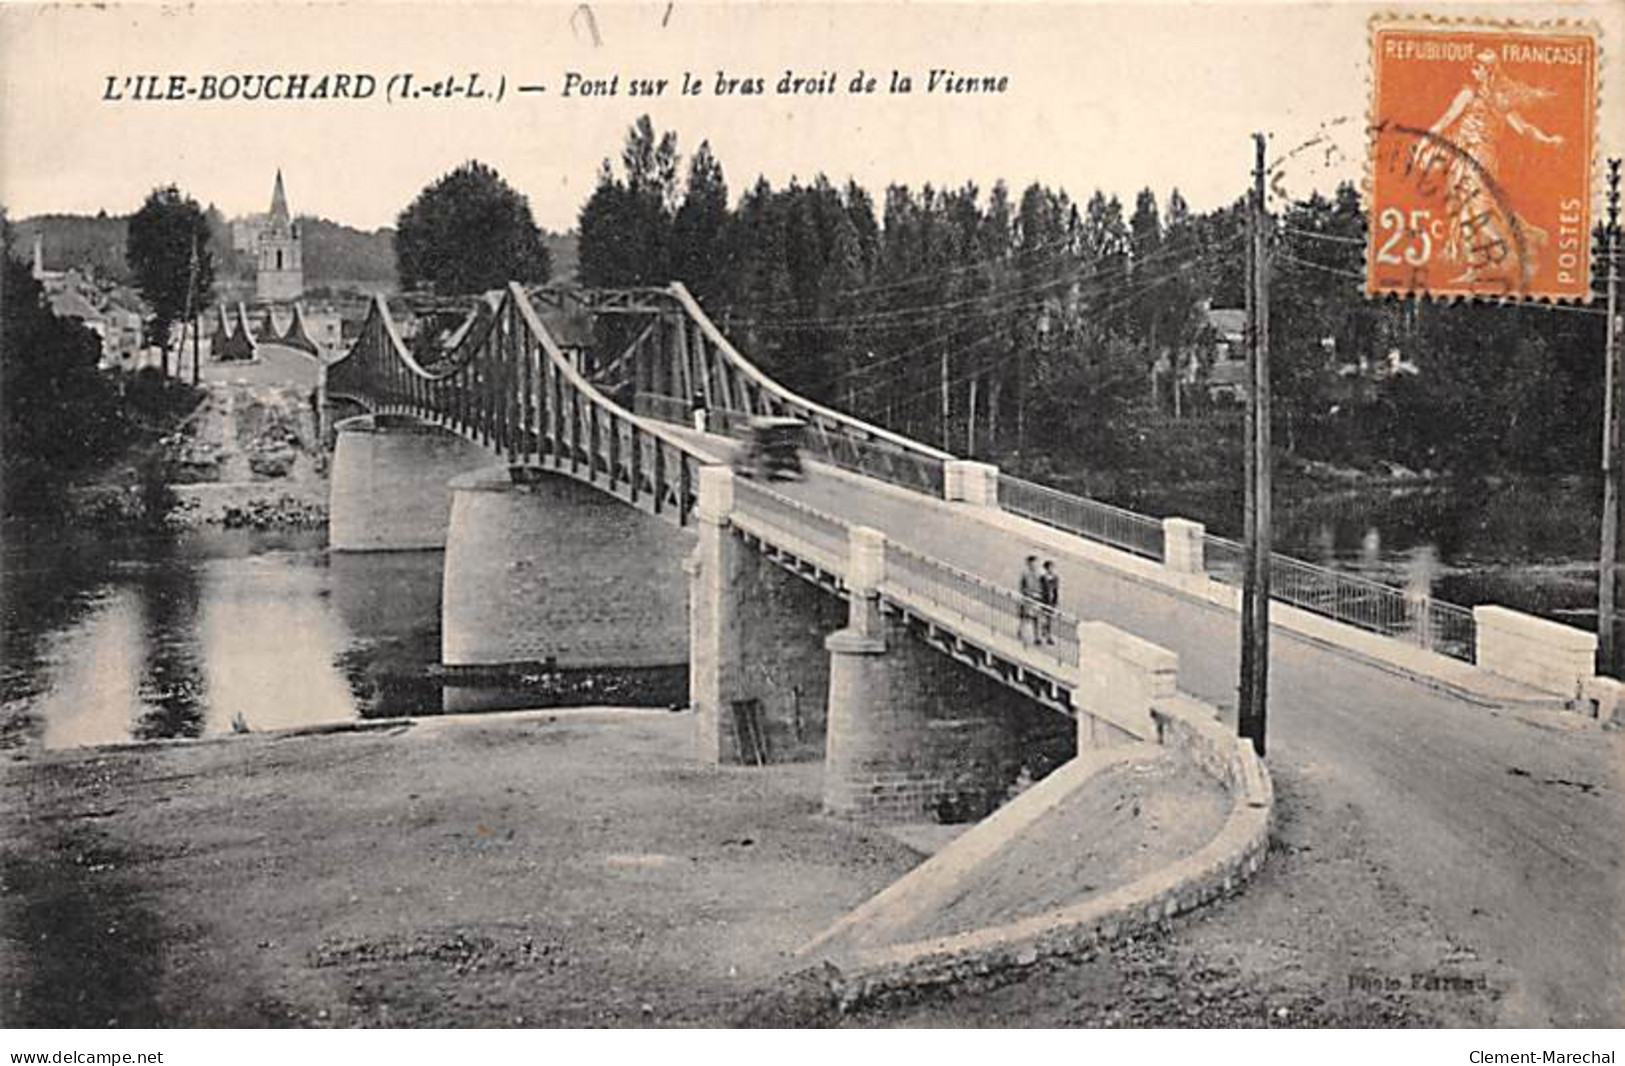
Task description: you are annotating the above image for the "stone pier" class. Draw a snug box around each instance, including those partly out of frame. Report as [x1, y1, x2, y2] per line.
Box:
[328, 414, 492, 552]
[441, 465, 694, 672]
[820, 526, 1044, 824]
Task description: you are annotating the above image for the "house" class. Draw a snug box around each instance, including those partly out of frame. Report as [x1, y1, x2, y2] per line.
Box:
[32, 234, 149, 368]
[1202, 306, 1248, 404]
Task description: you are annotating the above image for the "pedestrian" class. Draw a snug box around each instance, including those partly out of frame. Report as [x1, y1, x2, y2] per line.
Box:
[1018, 554, 1043, 645]
[1039, 559, 1060, 645]
[690, 390, 709, 434]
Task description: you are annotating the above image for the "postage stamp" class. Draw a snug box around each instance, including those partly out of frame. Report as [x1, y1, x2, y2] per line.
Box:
[1368, 17, 1598, 301]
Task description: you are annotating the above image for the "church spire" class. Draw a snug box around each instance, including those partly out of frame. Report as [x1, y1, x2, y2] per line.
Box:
[269, 169, 290, 223]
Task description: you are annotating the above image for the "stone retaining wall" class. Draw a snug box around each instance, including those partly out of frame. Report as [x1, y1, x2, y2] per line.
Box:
[806, 693, 1273, 1006]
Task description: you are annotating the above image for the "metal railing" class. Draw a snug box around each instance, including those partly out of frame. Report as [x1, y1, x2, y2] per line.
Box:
[999, 474, 1476, 662]
[1000, 476, 1166, 563]
[634, 391, 690, 427]
[325, 287, 705, 527]
[732, 480, 851, 575]
[882, 540, 1081, 670]
[634, 392, 753, 438]
[804, 421, 947, 497]
[1204, 534, 1476, 660]
[636, 391, 945, 495]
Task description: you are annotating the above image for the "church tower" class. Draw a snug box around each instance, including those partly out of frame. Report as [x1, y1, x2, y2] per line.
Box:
[255, 169, 304, 302]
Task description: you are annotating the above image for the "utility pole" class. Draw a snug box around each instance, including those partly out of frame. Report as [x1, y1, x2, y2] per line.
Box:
[940, 347, 951, 451]
[1239, 132, 1272, 757]
[1599, 159, 1622, 675]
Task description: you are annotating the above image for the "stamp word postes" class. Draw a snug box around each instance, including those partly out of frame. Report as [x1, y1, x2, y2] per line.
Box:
[1369, 19, 1597, 301]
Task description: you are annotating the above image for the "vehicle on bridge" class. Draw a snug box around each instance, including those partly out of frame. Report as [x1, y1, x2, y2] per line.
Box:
[733, 416, 807, 481]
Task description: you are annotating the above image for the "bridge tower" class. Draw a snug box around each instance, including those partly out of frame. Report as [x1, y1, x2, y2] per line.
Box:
[255, 169, 303, 303]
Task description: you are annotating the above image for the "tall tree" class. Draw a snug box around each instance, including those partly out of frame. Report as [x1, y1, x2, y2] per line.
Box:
[975, 181, 1016, 450]
[395, 161, 550, 294]
[126, 185, 215, 373]
[670, 141, 731, 305]
[620, 116, 681, 209]
[577, 118, 682, 289]
[1127, 187, 1164, 351]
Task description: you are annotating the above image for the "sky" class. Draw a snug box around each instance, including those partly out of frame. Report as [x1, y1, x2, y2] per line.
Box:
[1, 0, 1621, 233]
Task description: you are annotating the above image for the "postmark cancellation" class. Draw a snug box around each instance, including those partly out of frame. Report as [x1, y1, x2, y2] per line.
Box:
[1368, 16, 1599, 302]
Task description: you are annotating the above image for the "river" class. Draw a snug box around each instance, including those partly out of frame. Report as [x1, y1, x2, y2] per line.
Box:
[1, 525, 447, 750]
[0, 476, 1604, 750]
[1127, 474, 1604, 628]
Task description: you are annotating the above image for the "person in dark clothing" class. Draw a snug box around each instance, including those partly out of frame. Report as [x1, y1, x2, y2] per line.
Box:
[1039, 559, 1060, 644]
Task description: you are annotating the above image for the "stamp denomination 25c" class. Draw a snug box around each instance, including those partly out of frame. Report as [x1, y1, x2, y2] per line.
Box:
[1368, 17, 1598, 301]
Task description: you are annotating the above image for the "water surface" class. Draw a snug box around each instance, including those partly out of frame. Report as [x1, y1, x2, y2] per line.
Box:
[2, 526, 442, 749]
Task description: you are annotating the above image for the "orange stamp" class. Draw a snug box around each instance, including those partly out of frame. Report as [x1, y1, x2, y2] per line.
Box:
[1368, 18, 1598, 301]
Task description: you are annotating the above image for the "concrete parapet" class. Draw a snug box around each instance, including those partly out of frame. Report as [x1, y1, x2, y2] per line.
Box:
[695, 464, 735, 524]
[328, 414, 493, 552]
[944, 461, 999, 507]
[1473, 605, 1596, 699]
[1162, 517, 1206, 575]
[442, 465, 693, 670]
[1071, 622, 1179, 745]
[1579, 675, 1624, 727]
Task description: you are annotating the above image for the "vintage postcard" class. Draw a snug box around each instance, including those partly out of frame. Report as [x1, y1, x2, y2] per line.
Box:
[1, 0, 1623, 1042]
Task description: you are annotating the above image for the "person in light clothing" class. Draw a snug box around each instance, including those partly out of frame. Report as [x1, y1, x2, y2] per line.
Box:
[1018, 555, 1043, 645]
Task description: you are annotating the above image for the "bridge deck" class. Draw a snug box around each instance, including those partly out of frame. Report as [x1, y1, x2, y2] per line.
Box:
[200, 343, 323, 388]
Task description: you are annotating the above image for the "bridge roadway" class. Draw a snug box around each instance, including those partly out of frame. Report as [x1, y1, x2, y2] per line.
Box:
[198, 342, 324, 388]
[667, 425, 1623, 1026]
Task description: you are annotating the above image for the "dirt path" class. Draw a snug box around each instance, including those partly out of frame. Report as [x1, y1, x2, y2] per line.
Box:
[0, 712, 922, 1027]
[0, 705, 1585, 1028]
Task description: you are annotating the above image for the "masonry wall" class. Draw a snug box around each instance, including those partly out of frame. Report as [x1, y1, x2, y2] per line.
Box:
[328, 415, 493, 551]
[825, 611, 1076, 824]
[442, 467, 694, 669]
[725, 543, 847, 763]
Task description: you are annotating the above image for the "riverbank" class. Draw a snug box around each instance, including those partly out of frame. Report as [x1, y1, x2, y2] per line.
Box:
[0, 711, 925, 1027]
[0, 711, 1503, 1028]
[53, 377, 331, 533]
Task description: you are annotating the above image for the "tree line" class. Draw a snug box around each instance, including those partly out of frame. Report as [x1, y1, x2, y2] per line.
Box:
[574, 117, 1614, 492]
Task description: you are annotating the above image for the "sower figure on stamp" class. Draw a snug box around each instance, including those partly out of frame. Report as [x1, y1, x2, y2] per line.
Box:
[1415, 49, 1564, 282]
[1018, 555, 1043, 646]
[1039, 559, 1060, 645]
